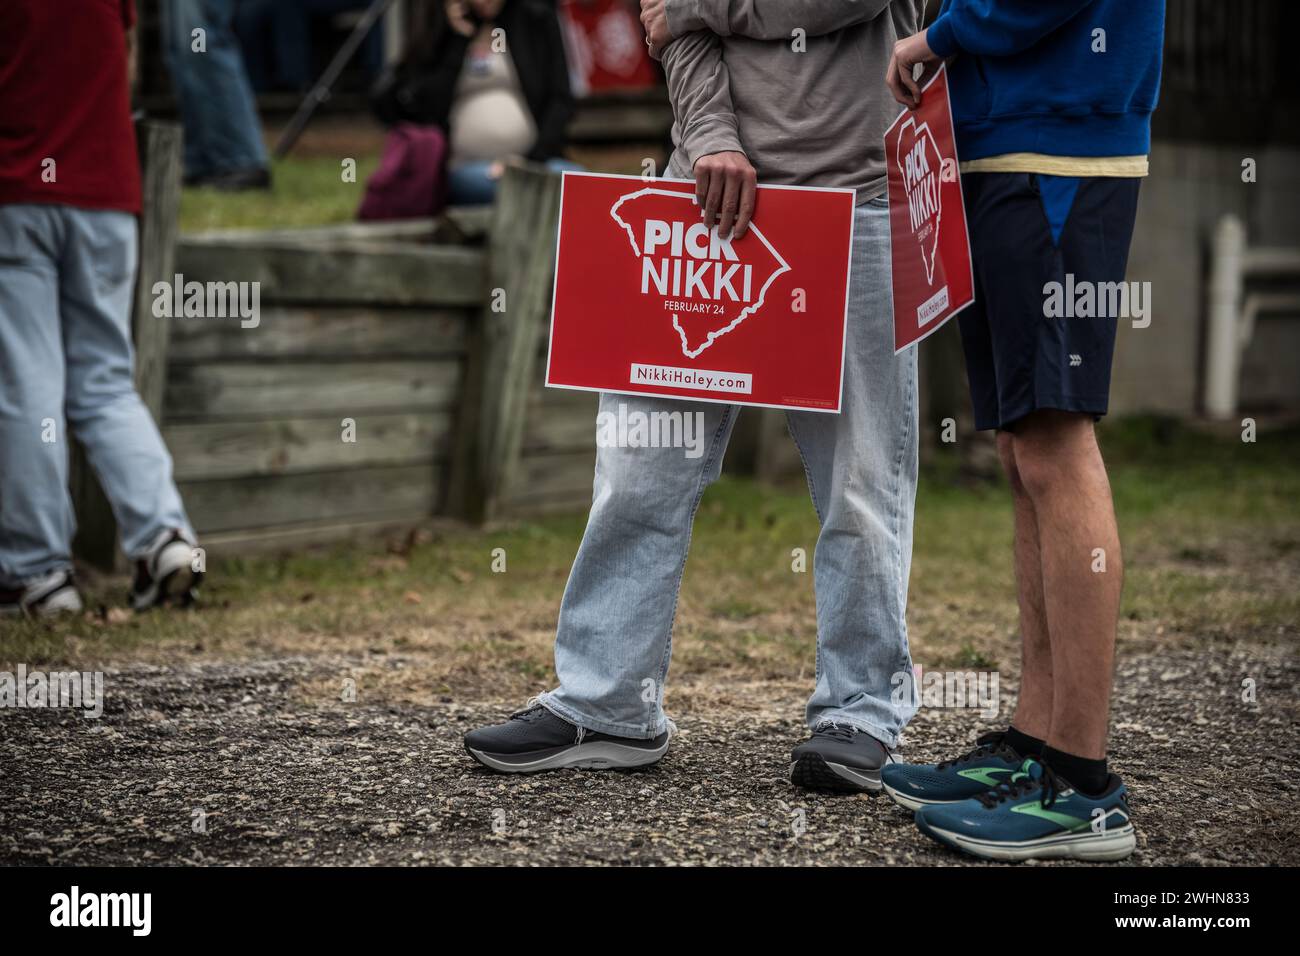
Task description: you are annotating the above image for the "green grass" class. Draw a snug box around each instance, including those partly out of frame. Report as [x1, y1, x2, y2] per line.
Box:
[2, 416, 1297, 688]
[179, 155, 380, 234]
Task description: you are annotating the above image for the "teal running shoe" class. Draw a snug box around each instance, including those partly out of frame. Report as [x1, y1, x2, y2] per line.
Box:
[882, 731, 1023, 811]
[914, 758, 1137, 862]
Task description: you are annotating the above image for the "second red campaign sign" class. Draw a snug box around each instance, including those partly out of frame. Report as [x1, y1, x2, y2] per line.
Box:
[884, 64, 976, 352]
[546, 172, 856, 413]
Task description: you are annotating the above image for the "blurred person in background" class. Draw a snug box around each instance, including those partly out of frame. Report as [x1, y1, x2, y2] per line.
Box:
[235, 0, 385, 94]
[161, 0, 272, 190]
[0, 0, 203, 616]
[372, 0, 577, 205]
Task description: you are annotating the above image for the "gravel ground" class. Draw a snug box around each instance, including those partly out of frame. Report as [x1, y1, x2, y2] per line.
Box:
[1, 644, 1295, 866]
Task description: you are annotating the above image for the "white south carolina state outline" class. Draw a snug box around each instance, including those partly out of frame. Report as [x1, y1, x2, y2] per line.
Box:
[609, 187, 791, 359]
[894, 116, 943, 287]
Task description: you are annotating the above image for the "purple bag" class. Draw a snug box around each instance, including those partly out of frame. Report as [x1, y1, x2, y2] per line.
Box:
[358, 123, 448, 221]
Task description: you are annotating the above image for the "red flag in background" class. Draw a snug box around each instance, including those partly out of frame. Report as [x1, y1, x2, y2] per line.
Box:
[559, 0, 659, 95]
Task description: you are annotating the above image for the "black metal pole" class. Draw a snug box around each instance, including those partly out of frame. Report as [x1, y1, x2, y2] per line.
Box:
[272, 0, 401, 159]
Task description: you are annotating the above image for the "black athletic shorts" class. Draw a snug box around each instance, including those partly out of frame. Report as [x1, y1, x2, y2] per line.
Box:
[957, 172, 1141, 432]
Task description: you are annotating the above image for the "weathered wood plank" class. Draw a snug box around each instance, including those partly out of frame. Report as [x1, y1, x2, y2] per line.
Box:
[505, 450, 596, 511]
[184, 218, 443, 247]
[167, 306, 471, 362]
[471, 164, 564, 520]
[522, 402, 597, 453]
[165, 359, 462, 420]
[508, 495, 596, 518]
[536, 383, 599, 409]
[164, 411, 454, 481]
[438, 206, 493, 242]
[197, 514, 467, 557]
[134, 121, 184, 419]
[181, 464, 441, 534]
[184, 210, 490, 247]
[174, 240, 486, 307]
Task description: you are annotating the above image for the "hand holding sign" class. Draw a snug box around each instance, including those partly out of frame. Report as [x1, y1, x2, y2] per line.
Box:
[884, 65, 975, 352]
[693, 150, 758, 240]
[885, 27, 943, 109]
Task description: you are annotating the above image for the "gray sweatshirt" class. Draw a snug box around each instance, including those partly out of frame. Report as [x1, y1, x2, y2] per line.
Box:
[662, 0, 925, 202]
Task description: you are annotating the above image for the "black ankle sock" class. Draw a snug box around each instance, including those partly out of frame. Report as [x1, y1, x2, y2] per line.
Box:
[1041, 746, 1109, 797]
[1004, 725, 1045, 758]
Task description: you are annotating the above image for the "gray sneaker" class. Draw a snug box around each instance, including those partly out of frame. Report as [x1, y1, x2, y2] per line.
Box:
[791, 721, 892, 793]
[464, 702, 673, 773]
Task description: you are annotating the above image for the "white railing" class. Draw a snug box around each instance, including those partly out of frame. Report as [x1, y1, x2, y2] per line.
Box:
[1204, 215, 1300, 419]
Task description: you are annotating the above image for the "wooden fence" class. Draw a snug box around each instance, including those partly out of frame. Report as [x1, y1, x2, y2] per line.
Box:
[160, 165, 601, 555]
[73, 132, 610, 564]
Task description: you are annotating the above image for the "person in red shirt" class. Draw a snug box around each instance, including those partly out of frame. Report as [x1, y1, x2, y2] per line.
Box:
[0, 0, 203, 616]
[0, 0, 142, 212]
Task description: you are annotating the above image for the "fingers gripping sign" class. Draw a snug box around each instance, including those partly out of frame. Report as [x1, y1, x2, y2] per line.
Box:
[694, 151, 757, 241]
[886, 28, 942, 110]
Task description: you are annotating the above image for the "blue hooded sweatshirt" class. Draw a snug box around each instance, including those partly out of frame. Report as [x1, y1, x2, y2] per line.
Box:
[926, 0, 1166, 162]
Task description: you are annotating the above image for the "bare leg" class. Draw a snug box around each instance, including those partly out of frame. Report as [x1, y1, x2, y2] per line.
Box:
[1009, 410, 1122, 760]
[996, 431, 1053, 742]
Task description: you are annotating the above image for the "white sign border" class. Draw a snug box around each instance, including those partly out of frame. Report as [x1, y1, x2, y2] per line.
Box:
[544, 170, 857, 414]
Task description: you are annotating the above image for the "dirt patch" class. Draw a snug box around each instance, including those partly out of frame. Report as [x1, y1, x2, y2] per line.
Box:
[2, 644, 1294, 866]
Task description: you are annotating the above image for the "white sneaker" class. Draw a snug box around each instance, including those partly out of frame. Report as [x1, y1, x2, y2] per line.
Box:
[0, 569, 84, 618]
[130, 529, 203, 610]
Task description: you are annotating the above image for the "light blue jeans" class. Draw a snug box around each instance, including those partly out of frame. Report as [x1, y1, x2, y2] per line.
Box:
[161, 0, 269, 178]
[0, 205, 193, 587]
[539, 197, 920, 746]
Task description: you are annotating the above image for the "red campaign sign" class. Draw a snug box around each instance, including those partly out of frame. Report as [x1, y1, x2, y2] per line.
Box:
[884, 64, 976, 353]
[546, 172, 856, 412]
